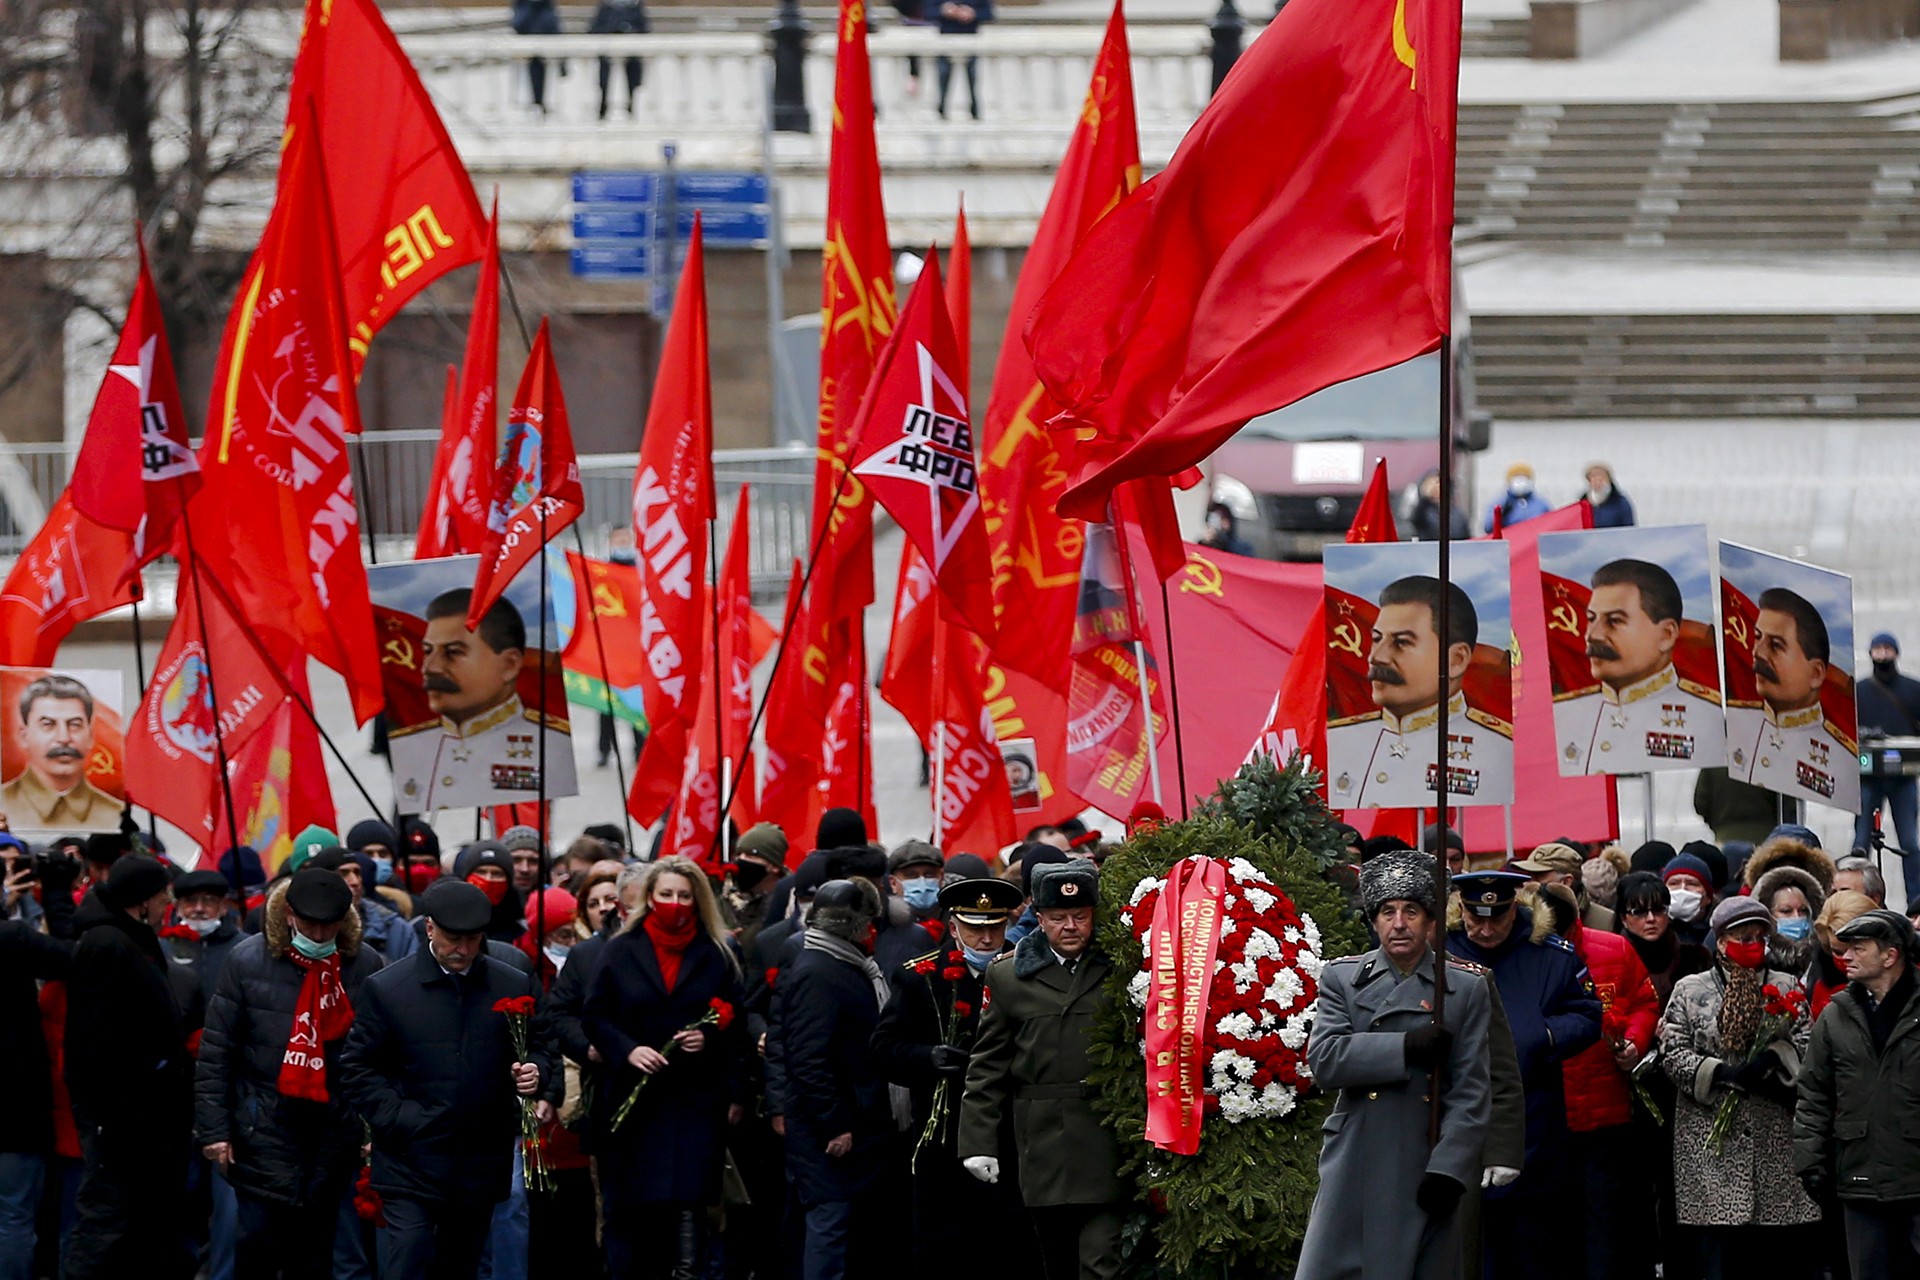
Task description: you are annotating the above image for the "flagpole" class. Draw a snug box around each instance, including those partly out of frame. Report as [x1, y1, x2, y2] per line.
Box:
[178, 515, 244, 867]
[1431, 333, 1455, 1149]
[708, 513, 725, 863]
[1108, 511, 1165, 810]
[1156, 574, 1191, 818]
[930, 602, 947, 845]
[568, 524, 635, 852]
[128, 584, 160, 846]
[536, 504, 550, 986]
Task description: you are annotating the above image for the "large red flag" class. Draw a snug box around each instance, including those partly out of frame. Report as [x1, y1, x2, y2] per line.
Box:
[286, 0, 486, 369]
[1027, 0, 1461, 521]
[416, 202, 501, 558]
[0, 497, 136, 667]
[469, 318, 585, 629]
[980, 0, 1140, 687]
[558, 552, 651, 727]
[1065, 520, 1168, 808]
[758, 561, 825, 855]
[810, 0, 896, 625]
[208, 669, 336, 874]
[194, 116, 382, 722]
[1246, 460, 1398, 776]
[850, 254, 998, 643]
[69, 237, 198, 592]
[625, 222, 715, 824]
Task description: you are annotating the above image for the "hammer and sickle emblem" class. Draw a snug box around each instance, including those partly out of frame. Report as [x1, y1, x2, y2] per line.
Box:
[592, 582, 627, 618]
[88, 746, 113, 775]
[1392, 0, 1418, 88]
[1332, 620, 1364, 658]
[1550, 602, 1579, 635]
[383, 637, 417, 669]
[1178, 553, 1223, 599]
[1727, 613, 1750, 648]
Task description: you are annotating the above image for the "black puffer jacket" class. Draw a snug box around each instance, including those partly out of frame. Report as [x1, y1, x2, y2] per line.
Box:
[194, 882, 384, 1206]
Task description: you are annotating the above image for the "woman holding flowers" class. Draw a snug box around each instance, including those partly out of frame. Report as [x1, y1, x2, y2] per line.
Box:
[583, 856, 746, 1279]
[1660, 895, 1820, 1279]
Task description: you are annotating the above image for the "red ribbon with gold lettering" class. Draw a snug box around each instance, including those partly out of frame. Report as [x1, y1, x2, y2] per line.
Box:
[1143, 855, 1226, 1154]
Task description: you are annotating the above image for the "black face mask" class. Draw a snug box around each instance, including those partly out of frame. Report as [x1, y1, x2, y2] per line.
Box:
[1876, 658, 1899, 680]
[732, 861, 771, 891]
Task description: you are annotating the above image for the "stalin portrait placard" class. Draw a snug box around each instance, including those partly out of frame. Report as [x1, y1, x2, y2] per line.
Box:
[1719, 543, 1859, 814]
[1538, 525, 1726, 777]
[1323, 541, 1515, 809]
[368, 556, 580, 816]
[0, 668, 127, 833]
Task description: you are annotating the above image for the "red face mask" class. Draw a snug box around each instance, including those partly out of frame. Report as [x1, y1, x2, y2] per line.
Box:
[1723, 938, 1767, 970]
[405, 864, 438, 893]
[649, 900, 695, 932]
[467, 873, 509, 906]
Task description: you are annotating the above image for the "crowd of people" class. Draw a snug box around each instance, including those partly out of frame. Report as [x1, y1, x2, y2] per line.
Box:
[5, 797, 1919, 1280]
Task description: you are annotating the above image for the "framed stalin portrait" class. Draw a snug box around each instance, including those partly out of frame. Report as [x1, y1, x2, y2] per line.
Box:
[1719, 542, 1859, 814]
[368, 556, 579, 817]
[1538, 525, 1726, 777]
[0, 667, 126, 834]
[1323, 541, 1515, 809]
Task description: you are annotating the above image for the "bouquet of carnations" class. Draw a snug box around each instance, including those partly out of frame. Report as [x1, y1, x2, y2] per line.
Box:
[611, 997, 735, 1133]
[911, 949, 973, 1170]
[492, 996, 553, 1192]
[1705, 982, 1807, 1154]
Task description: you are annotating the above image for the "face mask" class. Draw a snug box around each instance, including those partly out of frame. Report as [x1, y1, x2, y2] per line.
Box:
[962, 944, 1000, 970]
[732, 862, 769, 892]
[1508, 476, 1534, 497]
[291, 930, 337, 961]
[1667, 888, 1703, 922]
[902, 879, 941, 912]
[1590, 482, 1613, 503]
[405, 864, 438, 893]
[184, 916, 222, 938]
[1777, 916, 1813, 941]
[543, 944, 571, 970]
[1723, 938, 1767, 969]
[467, 873, 509, 906]
[1875, 659, 1898, 679]
[650, 901, 695, 933]
[372, 856, 394, 886]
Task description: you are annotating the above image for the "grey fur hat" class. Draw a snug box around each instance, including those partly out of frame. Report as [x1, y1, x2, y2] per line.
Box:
[1360, 849, 1440, 917]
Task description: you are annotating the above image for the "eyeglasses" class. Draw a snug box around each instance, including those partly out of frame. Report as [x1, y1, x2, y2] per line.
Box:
[1623, 904, 1670, 917]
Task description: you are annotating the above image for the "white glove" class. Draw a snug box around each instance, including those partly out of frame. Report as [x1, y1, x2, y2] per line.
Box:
[1481, 1166, 1520, 1189]
[962, 1156, 1000, 1184]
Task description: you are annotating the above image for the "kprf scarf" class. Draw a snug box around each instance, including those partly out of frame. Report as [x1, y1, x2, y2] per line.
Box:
[278, 950, 354, 1101]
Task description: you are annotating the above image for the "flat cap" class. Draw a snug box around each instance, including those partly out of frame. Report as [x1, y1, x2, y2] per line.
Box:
[421, 879, 494, 933]
[286, 867, 353, 924]
[1514, 842, 1583, 875]
[887, 840, 945, 874]
[1708, 895, 1773, 938]
[1836, 908, 1914, 950]
[174, 870, 232, 899]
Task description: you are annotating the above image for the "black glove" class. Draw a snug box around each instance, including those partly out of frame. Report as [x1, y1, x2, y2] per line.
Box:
[1726, 1055, 1772, 1092]
[929, 1045, 970, 1077]
[1799, 1167, 1832, 1200]
[1404, 1024, 1453, 1070]
[1416, 1173, 1465, 1218]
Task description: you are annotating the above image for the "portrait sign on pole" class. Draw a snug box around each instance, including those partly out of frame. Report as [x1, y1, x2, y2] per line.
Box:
[0, 667, 127, 833]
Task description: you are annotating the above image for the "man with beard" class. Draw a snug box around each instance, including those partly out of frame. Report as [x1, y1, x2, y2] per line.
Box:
[1555, 558, 1725, 774]
[1, 675, 117, 831]
[389, 588, 576, 815]
[1327, 575, 1513, 809]
[1728, 587, 1853, 804]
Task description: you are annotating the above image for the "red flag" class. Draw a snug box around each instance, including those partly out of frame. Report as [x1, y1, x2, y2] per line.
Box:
[287, 0, 486, 368]
[1065, 520, 1166, 806]
[947, 204, 972, 391]
[1028, 0, 1461, 521]
[469, 318, 584, 629]
[757, 561, 824, 854]
[126, 568, 293, 846]
[1246, 461, 1397, 778]
[880, 543, 939, 740]
[624, 223, 715, 824]
[69, 237, 198, 591]
[0, 497, 136, 667]
[849, 254, 998, 643]
[820, 639, 876, 835]
[209, 670, 336, 874]
[980, 0, 1140, 686]
[559, 552, 651, 726]
[194, 116, 382, 721]
[416, 202, 501, 558]
[811, 0, 896, 624]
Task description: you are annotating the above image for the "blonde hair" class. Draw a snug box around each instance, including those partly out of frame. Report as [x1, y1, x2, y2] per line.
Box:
[1815, 889, 1877, 953]
[623, 857, 738, 971]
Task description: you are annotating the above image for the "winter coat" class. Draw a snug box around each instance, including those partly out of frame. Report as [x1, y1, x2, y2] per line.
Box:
[65, 905, 193, 1151]
[1623, 929, 1714, 1011]
[875, 916, 946, 976]
[935, 0, 994, 35]
[871, 936, 995, 1152]
[1793, 972, 1920, 1203]
[959, 932, 1125, 1207]
[587, 0, 649, 35]
[775, 943, 893, 1206]
[337, 943, 554, 1207]
[1296, 948, 1496, 1280]
[1483, 490, 1552, 533]
[1563, 924, 1659, 1132]
[1659, 965, 1818, 1227]
[582, 927, 747, 1206]
[0, 918, 72, 1153]
[194, 883, 384, 1206]
[161, 917, 243, 1008]
[1586, 487, 1636, 528]
[356, 894, 415, 960]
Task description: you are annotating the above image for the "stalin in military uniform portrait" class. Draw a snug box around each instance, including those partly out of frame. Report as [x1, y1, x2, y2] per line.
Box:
[388, 588, 577, 815]
[1327, 575, 1514, 809]
[1727, 586, 1856, 806]
[1554, 558, 1726, 775]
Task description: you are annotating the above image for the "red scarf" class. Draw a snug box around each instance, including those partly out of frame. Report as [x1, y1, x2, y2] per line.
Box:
[645, 905, 697, 992]
[278, 950, 354, 1101]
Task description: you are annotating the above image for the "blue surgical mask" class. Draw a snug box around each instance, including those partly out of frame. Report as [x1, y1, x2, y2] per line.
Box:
[290, 930, 337, 960]
[963, 944, 1000, 970]
[372, 856, 394, 886]
[1777, 916, 1812, 941]
[902, 879, 941, 912]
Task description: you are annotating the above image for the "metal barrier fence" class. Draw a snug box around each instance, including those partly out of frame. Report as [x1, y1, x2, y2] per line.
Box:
[0, 434, 817, 596]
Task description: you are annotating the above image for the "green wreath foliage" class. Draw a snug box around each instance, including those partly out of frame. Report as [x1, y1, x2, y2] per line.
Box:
[1090, 757, 1370, 1279]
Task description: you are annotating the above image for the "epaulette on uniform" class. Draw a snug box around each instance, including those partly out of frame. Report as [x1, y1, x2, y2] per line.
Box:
[1445, 954, 1489, 976]
[900, 948, 943, 974]
[1545, 934, 1577, 955]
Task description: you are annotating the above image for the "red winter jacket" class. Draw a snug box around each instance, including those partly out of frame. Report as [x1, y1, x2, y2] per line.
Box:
[1563, 923, 1659, 1133]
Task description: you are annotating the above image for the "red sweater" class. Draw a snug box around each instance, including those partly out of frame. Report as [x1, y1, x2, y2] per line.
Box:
[1563, 924, 1660, 1133]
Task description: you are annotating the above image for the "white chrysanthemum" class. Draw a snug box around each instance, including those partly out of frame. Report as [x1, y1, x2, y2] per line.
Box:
[1297, 948, 1326, 980]
[1217, 1011, 1258, 1041]
[1210, 1048, 1256, 1081]
[1227, 857, 1262, 884]
[1244, 929, 1282, 961]
[1219, 1088, 1260, 1123]
[1129, 876, 1165, 907]
[1230, 958, 1263, 989]
[1279, 1011, 1313, 1051]
[1127, 970, 1150, 1008]
[1282, 925, 1302, 944]
[1260, 1082, 1298, 1117]
[1302, 913, 1324, 951]
[1242, 885, 1277, 914]
[1265, 968, 1306, 1011]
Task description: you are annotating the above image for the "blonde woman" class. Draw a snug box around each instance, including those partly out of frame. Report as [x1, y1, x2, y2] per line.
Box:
[583, 857, 746, 1278]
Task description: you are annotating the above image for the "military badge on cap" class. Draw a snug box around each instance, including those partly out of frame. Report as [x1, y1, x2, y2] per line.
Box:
[1450, 870, 1528, 918]
[940, 877, 1023, 926]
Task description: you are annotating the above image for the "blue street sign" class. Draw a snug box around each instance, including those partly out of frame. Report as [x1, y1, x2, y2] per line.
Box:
[572, 171, 658, 204]
[678, 205, 770, 247]
[571, 242, 654, 279]
[673, 171, 769, 206]
[573, 206, 655, 240]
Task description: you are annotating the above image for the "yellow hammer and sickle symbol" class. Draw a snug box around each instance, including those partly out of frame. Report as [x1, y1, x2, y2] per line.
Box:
[1178, 553, 1223, 599]
[1332, 620, 1364, 658]
[1728, 614, 1749, 647]
[89, 746, 113, 775]
[1392, 0, 1417, 89]
[593, 583, 627, 618]
[384, 638, 416, 669]
[1551, 602, 1579, 635]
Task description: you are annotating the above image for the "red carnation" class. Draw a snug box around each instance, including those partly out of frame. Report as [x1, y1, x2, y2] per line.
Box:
[913, 959, 936, 975]
[942, 966, 966, 981]
[709, 998, 736, 1030]
[492, 996, 537, 1016]
[953, 1000, 973, 1018]
[920, 919, 945, 939]
[159, 924, 200, 942]
[765, 967, 779, 988]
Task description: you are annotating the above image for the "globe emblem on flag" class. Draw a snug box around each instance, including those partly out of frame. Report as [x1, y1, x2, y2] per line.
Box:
[489, 418, 545, 532]
[158, 651, 219, 765]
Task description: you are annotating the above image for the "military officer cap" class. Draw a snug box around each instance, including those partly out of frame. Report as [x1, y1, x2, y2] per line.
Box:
[941, 877, 1023, 925]
[1359, 849, 1440, 918]
[1031, 862, 1098, 911]
[1452, 870, 1529, 917]
[420, 879, 494, 933]
[173, 869, 232, 900]
[286, 867, 353, 925]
